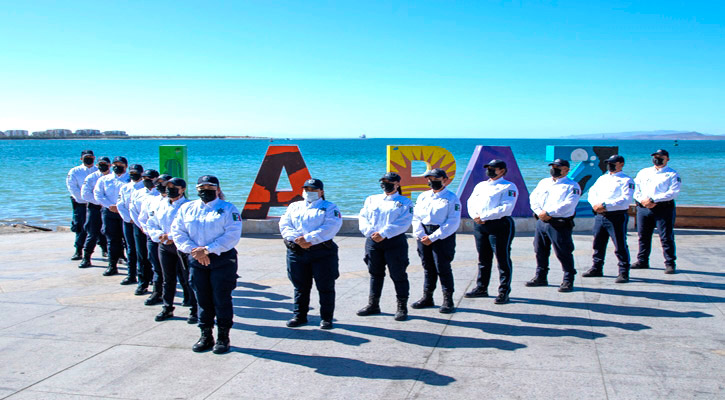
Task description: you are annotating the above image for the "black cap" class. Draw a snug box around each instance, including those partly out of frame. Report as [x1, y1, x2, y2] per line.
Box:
[484, 159, 507, 169]
[142, 169, 160, 179]
[167, 177, 187, 188]
[548, 159, 570, 167]
[112, 156, 128, 165]
[97, 157, 111, 164]
[605, 154, 625, 164]
[197, 175, 219, 186]
[423, 168, 448, 179]
[303, 178, 324, 190]
[81, 150, 94, 157]
[129, 164, 144, 173]
[380, 172, 402, 182]
[651, 149, 669, 157]
[158, 174, 173, 182]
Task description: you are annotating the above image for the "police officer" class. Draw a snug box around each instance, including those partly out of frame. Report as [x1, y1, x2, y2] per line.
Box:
[585, 154, 635, 283]
[147, 178, 198, 324]
[94, 156, 131, 276]
[128, 169, 160, 295]
[527, 159, 581, 292]
[116, 164, 144, 285]
[632, 149, 681, 274]
[78, 156, 111, 268]
[66, 150, 97, 260]
[171, 175, 242, 354]
[279, 178, 343, 329]
[357, 172, 414, 321]
[138, 174, 172, 305]
[464, 159, 518, 305]
[410, 168, 461, 314]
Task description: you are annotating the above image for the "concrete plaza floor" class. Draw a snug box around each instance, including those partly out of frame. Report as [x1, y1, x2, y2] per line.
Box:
[0, 229, 723, 399]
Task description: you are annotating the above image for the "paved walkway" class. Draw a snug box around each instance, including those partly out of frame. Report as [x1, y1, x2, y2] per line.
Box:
[0, 230, 723, 399]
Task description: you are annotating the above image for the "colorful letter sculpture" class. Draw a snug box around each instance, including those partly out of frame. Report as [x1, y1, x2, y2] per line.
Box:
[387, 145, 456, 197]
[456, 146, 531, 218]
[242, 145, 312, 219]
[159, 145, 188, 182]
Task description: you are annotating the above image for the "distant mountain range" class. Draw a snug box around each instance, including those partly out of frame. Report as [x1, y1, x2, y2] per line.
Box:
[564, 130, 725, 140]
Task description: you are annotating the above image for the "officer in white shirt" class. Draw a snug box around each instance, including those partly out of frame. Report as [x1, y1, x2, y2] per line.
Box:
[147, 178, 197, 324]
[78, 157, 111, 268]
[279, 178, 343, 329]
[632, 149, 681, 274]
[116, 164, 144, 286]
[357, 172, 414, 321]
[585, 154, 635, 283]
[94, 156, 131, 276]
[410, 168, 461, 314]
[464, 160, 518, 305]
[66, 150, 97, 260]
[526, 159, 581, 292]
[128, 169, 160, 295]
[138, 174, 172, 305]
[171, 175, 242, 354]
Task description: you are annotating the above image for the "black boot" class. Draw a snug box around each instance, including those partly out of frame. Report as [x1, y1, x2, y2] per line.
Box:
[286, 314, 308, 327]
[144, 290, 162, 306]
[464, 286, 488, 298]
[192, 327, 215, 352]
[394, 297, 408, 321]
[213, 327, 230, 354]
[439, 291, 455, 314]
[356, 296, 381, 316]
[187, 307, 198, 324]
[103, 261, 118, 276]
[155, 306, 174, 321]
[78, 252, 92, 269]
[525, 275, 548, 287]
[411, 292, 434, 309]
[71, 249, 83, 261]
[120, 275, 137, 285]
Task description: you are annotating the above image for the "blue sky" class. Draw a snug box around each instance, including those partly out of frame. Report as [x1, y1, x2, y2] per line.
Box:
[1, 0, 723, 138]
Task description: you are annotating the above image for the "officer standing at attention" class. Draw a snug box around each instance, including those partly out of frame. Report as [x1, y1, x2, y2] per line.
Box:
[526, 159, 581, 292]
[632, 149, 681, 274]
[464, 159, 518, 305]
[410, 168, 461, 314]
[584, 154, 635, 283]
[357, 172, 414, 321]
[116, 164, 144, 286]
[128, 169, 160, 295]
[78, 156, 111, 268]
[94, 156, 131, 277]
[147, 178, 198, 324]
[138, 174, 172, 305]
[279, 178, 343, 329]
[66, 150, 97, 260]
[171, 175, 242, 354]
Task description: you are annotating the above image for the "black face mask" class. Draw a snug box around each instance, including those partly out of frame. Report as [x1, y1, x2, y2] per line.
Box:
[143, 179, 154, 189]
[486, 168, 498, 178]
[167, 187, 181, 198]
[98, 164, 110, 173]
[83, 157, 94, 166]
[652, 157, 665, 166]
[607, 163, 617, 172]
[198, 189, 217, 203]
[550, 167, 562, 178]
[129, 172, 141, 181]
[428, 180, 444, 190]
[156, 182, 167, 195]
[380, 181, 396, 193]
[112, 165, 125, 174]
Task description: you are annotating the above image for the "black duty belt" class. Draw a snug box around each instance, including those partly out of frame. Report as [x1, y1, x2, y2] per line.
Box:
[636, 200, 675, 208]
[423, 224, 440, 235]
[600, 209, 628, 216]
[88, 203, 102, 210]
[284, 239, 335, 252]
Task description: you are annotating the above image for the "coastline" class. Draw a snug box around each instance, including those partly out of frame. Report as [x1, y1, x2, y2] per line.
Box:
[0, 135, 271, 140]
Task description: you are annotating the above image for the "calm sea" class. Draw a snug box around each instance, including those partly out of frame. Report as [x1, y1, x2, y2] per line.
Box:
[0, 138, 722, 228]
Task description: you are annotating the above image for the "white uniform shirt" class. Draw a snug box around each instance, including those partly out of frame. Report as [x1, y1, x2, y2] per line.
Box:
[587, 171, 634, 212]
[81, 171, 106, 205]
[94, 172, 130, 209]
[634, 166, 681, 203]
[170, 198, 243, 255]
[358, 193, 413, 239]
[147, 197, 189, 243]
[529, 176, 581, 218]
[116, 180, 144, 223]
[138, 195, 165, 238]
[279, 199, 343, 244]
[66, 164, 97, 203]
[412, 188, 461, 241]
[129, 187, 159, 227]
[467, 178, 519, 221]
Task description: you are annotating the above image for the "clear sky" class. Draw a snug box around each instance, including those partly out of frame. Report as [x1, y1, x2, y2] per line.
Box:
[1, 1, 723, 138]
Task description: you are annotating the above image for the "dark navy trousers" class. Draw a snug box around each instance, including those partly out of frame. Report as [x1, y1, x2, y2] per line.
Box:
[364, 234, 410, 298]
[160, 243, 196, 311]
[636, 202, 676, 267]
[417, 233, 456, 294]
[592, 211, 630, 274]
[286, 243, 339, 321]
[473, 217, 515, 296]
[133, 226, 152, 286]
[148, 240, 161, 292]
[101, 208, 124, 263]
[83, 204, 107, 255]
[189, 249, 238, 329]
[70, 197, 87, 252]
[122, 222, 137, 277]
[534, 219, 577, 282]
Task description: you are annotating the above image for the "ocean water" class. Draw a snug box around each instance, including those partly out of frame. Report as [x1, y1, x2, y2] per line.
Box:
[0, 138, 723, 228]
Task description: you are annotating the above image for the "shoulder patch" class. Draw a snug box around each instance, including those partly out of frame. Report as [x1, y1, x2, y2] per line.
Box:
[572, 188, 581, 195]
[333, 209, 341, 218]
[508, 190, 517, 197]
[455, 204, 460, 211]
[409, 206, 414, 214]
[628, 183, 635, 189]
[676, 177, 681, 182]
[232, 213, 241, 221]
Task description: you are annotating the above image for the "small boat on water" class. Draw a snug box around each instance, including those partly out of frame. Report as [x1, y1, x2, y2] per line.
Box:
[359, 133, 366, 139]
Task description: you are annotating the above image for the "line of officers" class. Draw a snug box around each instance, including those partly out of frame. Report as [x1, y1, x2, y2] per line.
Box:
[67, 148, 680, 352]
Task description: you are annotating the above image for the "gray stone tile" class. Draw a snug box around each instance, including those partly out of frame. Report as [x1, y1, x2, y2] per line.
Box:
[604, 373, 725, 400]
[0, 303, 65, 330]
[6, 391, 130, 399]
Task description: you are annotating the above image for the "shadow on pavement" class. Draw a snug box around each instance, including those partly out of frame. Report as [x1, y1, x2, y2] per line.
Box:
[518, 298, 714, 318]
[456, 308, 651, 331]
